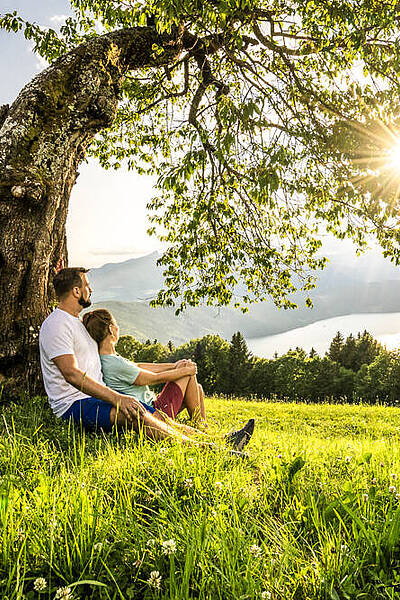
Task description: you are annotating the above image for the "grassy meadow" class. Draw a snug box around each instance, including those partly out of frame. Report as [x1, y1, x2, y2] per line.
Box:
[1, 397, 400, 599]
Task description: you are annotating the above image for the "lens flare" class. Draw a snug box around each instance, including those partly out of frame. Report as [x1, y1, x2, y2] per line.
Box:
[387, 139, 400, 171]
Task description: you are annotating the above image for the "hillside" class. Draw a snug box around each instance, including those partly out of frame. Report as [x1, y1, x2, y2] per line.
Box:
[88, 251, 400, 342]
[2, 398, 400, 599]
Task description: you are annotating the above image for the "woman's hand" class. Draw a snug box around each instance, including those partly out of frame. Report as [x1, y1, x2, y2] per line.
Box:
[185, 363, 197, 376]
[175, 359, 196, 369]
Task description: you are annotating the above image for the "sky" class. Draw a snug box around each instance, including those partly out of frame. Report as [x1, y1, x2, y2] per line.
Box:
[0, 0, 161, 267]
[2, 0, 400, 277]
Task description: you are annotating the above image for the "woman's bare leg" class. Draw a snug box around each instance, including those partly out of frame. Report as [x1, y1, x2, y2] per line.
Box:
[153, 409, 207, 437]
[109, 406, 203, 445]
[198, 384, 207, 424]
[174, 375, 204, 422]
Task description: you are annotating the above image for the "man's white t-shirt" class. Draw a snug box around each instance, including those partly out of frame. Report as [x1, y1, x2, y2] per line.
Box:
[39, 308, 103, 417]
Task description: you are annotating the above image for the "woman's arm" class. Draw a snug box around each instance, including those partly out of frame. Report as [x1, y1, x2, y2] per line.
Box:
[134, 364, 197, 386]
[136, 359, 194, 373]
[136, 363, 176, 372]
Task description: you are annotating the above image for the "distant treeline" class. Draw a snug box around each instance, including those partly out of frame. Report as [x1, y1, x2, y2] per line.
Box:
[115, 330, 400, 404]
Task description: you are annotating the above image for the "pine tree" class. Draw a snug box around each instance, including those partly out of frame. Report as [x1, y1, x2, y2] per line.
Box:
[224, 332, 252, 396]
[341, 334, 358, 371]
[354, 330, 382, 371]
[327, 331, 345, 363]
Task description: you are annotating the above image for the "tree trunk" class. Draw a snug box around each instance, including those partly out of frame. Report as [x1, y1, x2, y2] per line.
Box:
[0, 26, 182, 399]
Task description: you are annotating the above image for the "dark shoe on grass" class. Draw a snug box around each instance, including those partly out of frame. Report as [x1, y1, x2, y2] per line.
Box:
[225, 418, 255, 452]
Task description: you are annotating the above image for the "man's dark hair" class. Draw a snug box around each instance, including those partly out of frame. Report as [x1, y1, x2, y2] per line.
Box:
[53, 268, 89, 299]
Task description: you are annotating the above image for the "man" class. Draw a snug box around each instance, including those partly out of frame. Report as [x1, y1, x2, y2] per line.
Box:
[39, 267, 254, 450]
[39, 267, 150, 432]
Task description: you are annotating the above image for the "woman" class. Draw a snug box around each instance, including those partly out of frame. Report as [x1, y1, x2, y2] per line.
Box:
[83, 309, 206, 427]
[82, 308, 254, 449]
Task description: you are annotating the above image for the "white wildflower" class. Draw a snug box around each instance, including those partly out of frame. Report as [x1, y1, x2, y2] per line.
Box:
[214, 481, 223, 490]
[396, 493, 400, 501]
[362, 493, 369, 501]
[49, 517, 59, 530]
[94, 542, 102, 551]
[261, 592, 272, 600]
[372, 478, 377, 485]
[55, 587, 73, 599]
[187, 457, 195, 464]
[391, 473, 397, 480]
[184, 478, 193, 489]
[340, 544, 349, 555]
[344, 456, 351, 464]
[277, 454, 283, 459]
[161, 538, 177, 555]
[147, 570, 162, 589]
[159, 447, 167, 455]
[250, 544, 262, 557]
[389, 485, 397, 494]
[33, 577, 47, 591]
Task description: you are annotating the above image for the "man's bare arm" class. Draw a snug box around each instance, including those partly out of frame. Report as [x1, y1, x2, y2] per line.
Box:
[53, 354, 147, 421]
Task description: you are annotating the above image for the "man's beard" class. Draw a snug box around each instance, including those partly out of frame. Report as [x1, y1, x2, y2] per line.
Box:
[78, 296, 92, 309]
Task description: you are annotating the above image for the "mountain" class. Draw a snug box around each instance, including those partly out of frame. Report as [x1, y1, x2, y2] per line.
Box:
[90, 252, 164, 302]
[87, 251, 400, 343]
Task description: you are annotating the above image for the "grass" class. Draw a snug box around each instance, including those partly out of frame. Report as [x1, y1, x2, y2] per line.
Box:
[1, 397, 400, 599]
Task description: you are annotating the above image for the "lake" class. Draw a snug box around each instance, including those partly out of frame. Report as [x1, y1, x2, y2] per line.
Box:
[247, 312, 400, 358]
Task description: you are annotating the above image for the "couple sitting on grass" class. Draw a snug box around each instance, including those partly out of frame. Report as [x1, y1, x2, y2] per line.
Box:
[39, 267, 255, 456]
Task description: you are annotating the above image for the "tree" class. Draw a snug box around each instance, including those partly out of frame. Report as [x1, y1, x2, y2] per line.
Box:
[353, 330, 383, 372]
[2, 1, 400, 395]
[169, 334, 229, 394]
[135, 341, 169, 363]
[355, 349, 400, 404]
[223, 331, 252, 395]
[327, 331, 345, 364]
[340, 334, 358, 371]
[115, 334, 142, 362]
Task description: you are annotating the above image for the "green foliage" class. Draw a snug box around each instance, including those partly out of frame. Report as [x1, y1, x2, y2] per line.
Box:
[223, 332, 252, 395]
[2, 1, 400, 310]
[115, 335, 142, 362]
[355, 349, 400, 404]
[115, 329, 397, 404]
[328, 329, 384, 372]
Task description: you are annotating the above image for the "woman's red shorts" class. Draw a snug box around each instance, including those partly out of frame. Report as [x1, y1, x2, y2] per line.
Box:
[153, 382, 184, 418]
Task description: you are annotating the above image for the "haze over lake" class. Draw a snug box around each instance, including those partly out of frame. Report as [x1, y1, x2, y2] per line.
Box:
[247, 313, 400, 358]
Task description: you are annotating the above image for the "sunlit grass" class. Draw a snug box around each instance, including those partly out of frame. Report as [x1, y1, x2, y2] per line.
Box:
[1, 397, 400, 598]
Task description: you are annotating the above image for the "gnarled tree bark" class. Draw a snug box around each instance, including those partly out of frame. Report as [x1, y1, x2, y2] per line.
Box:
[0, 26, 183, 398]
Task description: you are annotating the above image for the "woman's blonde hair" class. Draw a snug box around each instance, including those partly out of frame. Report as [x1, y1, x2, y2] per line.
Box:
[82, 309, 114, 345]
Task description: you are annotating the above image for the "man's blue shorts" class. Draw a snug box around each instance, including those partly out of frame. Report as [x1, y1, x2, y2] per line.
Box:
[61, 397, 155, 432]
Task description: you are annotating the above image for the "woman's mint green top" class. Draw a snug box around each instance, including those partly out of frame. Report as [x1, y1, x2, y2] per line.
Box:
[100, 354, 156, 406]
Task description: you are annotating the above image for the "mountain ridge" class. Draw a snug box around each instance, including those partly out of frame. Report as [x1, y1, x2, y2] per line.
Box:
[87, 252, 400, 343]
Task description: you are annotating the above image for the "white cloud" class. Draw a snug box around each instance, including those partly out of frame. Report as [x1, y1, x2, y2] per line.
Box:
[50, 14, 69, 24]
[90, 248, 158, 256]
